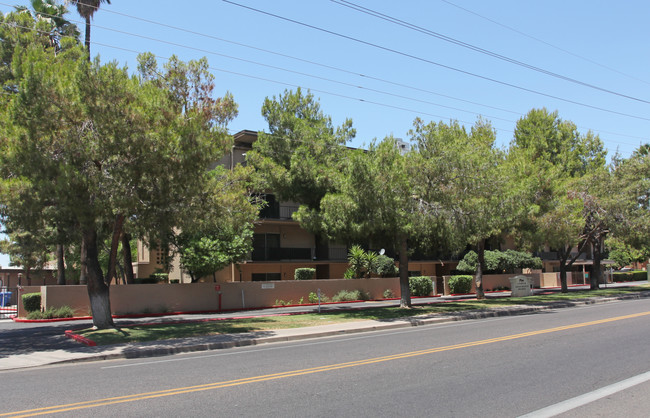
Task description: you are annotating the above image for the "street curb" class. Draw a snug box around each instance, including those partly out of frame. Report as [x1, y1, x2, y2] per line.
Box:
[46, 291, 650, 367]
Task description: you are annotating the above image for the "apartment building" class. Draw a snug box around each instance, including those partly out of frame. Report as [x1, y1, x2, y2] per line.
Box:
[136, 130, 458, 283]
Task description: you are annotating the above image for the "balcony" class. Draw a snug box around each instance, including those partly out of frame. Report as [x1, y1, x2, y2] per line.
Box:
[252, 247, 312, 261]
[259, 204, 299, 220]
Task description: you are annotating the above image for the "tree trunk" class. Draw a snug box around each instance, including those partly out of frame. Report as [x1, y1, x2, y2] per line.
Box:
[56, 244, 66, 285]
[105, 214, 125, 286]
[590, 238, 602, 290]
[84, 16, 91, 56]
[122, 233, 135, 284]
[79, 237, 87, 285]
[559, 261, 568, 293]
[475, 240, 486, 300]
[398, 235, 411, 308]
[83, 227, 115, 329]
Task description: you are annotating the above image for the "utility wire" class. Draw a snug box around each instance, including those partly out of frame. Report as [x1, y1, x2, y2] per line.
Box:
[440, 0, 650, 86]
[0, 5, 645, 148]
[13, 1, 647, 129]
[0, 3, 516, 124]
[223, 0, 650, 122]
[333, 0, 650, 105]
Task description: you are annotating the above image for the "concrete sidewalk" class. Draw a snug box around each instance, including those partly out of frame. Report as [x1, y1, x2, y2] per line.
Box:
[2, 288, 649, 371]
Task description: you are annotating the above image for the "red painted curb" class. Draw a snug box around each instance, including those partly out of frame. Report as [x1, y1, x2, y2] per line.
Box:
[13, 316, 93, 323]
[64, 330, 97, 346]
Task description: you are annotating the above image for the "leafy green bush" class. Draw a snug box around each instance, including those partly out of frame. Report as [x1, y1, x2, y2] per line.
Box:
[409, 276, 433, 296]
[372, 255, 398, 277]
[343, 268, 356, 280]
[26, 305, 74, 320]
[332, 289, 371, 302]
[150, 272, 168, 283]
[295, 268, 316, 280]
[135, 274, 168, 284]
[22, 292, 41, 312]
[457, 250, 542, 274]
[308, 291, 329, 303]
[448, 275, 473, 294]
[612, 271, 647, 282]
[383, 289, 395, 299]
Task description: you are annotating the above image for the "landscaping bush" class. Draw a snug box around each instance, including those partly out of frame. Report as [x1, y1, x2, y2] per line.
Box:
[383, 289, 395, 299]
[308, 291, 329, 303]
[135, 273, 169, 284]
[343, 268, 356, 280]
[150, 272, 168, 283]
[448, 275, 473, 294]
[26, 305, 74, 320]
[372, 255, 399, 277]
[409, 276, 433, 296]
[457, 250, 542, 274]
[22, 292, 41, 312]
[332, 289, 371, 302]
[294, 268, 316, 280]
[612, 271, 647, 282]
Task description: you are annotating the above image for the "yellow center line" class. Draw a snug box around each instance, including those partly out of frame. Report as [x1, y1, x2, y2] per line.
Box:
[3, 310, 650, 417]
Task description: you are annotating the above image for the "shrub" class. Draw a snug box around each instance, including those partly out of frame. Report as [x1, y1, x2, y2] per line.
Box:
[409, 276, 433, 296]
[448, 275, 473, 294]
[295, 268, 316, 280]
[150, 272, 168, 283]
[135, 274, 168, 284]
[308, 291, 329, 303]
[332, 289, 371, 302]
[343, 268, 356, 280]
[26, 305, 74, 320]
[372, 255, 398, 277]
[22, 292, 41, 312]
[456, 250, 542, 274]
[383, 289, 395, 299]
[612, 271, 647, 282]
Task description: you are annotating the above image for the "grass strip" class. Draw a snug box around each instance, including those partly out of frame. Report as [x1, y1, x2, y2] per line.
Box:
[75, 285, 650, 346]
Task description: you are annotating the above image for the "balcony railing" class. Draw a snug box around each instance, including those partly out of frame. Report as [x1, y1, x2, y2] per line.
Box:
[252, 247, 312, 261]
[259, 205, 299, 220]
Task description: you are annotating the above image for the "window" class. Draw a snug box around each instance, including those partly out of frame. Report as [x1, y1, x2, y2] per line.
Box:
[252, 233, 281, 261]
[252, 273, 281, 281]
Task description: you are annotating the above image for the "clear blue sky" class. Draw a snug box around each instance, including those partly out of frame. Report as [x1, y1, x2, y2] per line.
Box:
[1, 0, 650, 265]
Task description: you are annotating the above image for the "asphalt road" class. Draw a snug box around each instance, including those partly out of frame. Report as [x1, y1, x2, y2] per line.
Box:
[1, 297, 649, 417]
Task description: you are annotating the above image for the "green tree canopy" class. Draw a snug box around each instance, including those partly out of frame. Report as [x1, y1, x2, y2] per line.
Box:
[509, 108, 607, 292]
[0, 40, 243, 328]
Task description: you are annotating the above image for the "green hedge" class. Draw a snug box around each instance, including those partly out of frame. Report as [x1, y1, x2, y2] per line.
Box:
[294, 268, 316, 280]
[449, 275, 473, 294]
[22, 292, 41, 312]
[409, 276, 433, 296]
[612, 271, 647, 282]
[135, 273, 168, 284]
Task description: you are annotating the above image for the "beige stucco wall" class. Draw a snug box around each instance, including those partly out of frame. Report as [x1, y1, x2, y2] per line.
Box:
[27, 278, 404, 317]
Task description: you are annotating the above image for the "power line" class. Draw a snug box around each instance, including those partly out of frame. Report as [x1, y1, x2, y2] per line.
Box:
[0, 3, 519, 124]
[333, 0, 650, 105]
[12, 0, 646, 140]
[440, 0, 650, 87]
[0, 5, 646, 149]
[223, 0, 650, 122]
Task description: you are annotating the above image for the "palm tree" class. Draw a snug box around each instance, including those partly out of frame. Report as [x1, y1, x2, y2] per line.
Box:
[67, 0, 110, 57]
[15, 0, 80, 50]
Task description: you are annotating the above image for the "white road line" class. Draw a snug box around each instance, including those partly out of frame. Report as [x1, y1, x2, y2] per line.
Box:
[519, 370, 650, 417]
